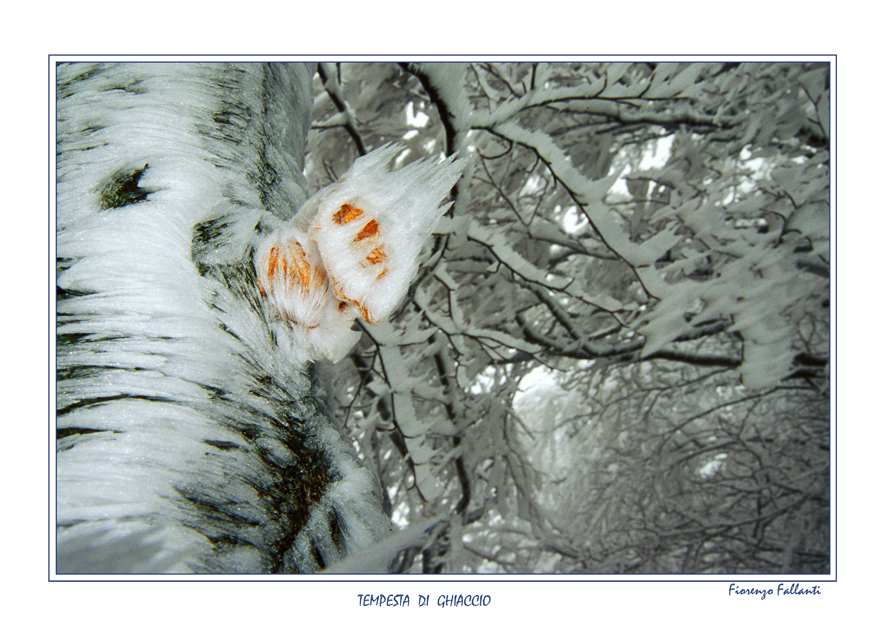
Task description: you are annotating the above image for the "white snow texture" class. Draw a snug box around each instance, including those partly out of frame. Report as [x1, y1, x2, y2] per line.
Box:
[55, 63, 406, 574]
[255, 143, 466, 363]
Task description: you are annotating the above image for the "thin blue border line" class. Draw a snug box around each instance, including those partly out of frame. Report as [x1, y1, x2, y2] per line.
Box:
[48, 53, 834, 57]
[48, 55, 53, 585]
[48, 56, 837, 583]
[832, 54, 838, 581]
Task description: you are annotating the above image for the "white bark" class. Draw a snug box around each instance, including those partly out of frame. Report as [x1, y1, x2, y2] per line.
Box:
[55, 62, 390, 574]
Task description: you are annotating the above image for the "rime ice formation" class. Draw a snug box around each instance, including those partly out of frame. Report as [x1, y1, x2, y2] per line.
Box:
[255, 144, 466, 363]
[55, 63, 408, 575]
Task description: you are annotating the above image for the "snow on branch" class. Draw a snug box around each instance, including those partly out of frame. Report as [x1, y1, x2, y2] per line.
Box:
[486, 121, 681, 276]
[468, 65, 723, 130]
[413, 285, 543, 362]
[315, 63, 367, 155]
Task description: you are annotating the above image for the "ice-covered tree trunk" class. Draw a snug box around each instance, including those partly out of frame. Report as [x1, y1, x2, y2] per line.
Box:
[55, 63, 397, 573]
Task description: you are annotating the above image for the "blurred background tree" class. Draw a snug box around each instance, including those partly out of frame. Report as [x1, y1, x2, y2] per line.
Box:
[308, 62, 829, 574]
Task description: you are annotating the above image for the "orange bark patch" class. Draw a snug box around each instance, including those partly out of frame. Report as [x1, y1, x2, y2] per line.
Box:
[365, 246, 386, 265]
[355, 302, 374, 323]
[286, 242, 313, 291]
[355, 219, 379, 241]
[332, 283, 375, 324]
[267, 245, 279, 281]
[265, 239, 320, 295]
[332, 203, 364, 225]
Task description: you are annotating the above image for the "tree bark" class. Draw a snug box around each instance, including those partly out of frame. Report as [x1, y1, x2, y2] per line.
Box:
[55, 62, 389, 574]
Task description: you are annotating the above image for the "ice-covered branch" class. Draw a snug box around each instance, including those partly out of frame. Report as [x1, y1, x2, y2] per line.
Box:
[400, 63, 465, 155]
[468, 64, 729, 130]
[483, 121, 679, 275]
[316, 63, 367, 156]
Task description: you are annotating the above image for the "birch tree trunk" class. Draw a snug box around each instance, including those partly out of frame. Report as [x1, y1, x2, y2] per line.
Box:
[55, 62, 390, 574]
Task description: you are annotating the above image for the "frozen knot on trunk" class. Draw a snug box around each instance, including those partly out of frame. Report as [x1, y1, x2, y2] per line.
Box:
[255, 143, 467, 363]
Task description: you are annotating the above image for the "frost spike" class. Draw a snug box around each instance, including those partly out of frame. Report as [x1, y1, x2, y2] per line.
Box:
[254, 143, 467, 362]
[310, 144, 466, 325]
